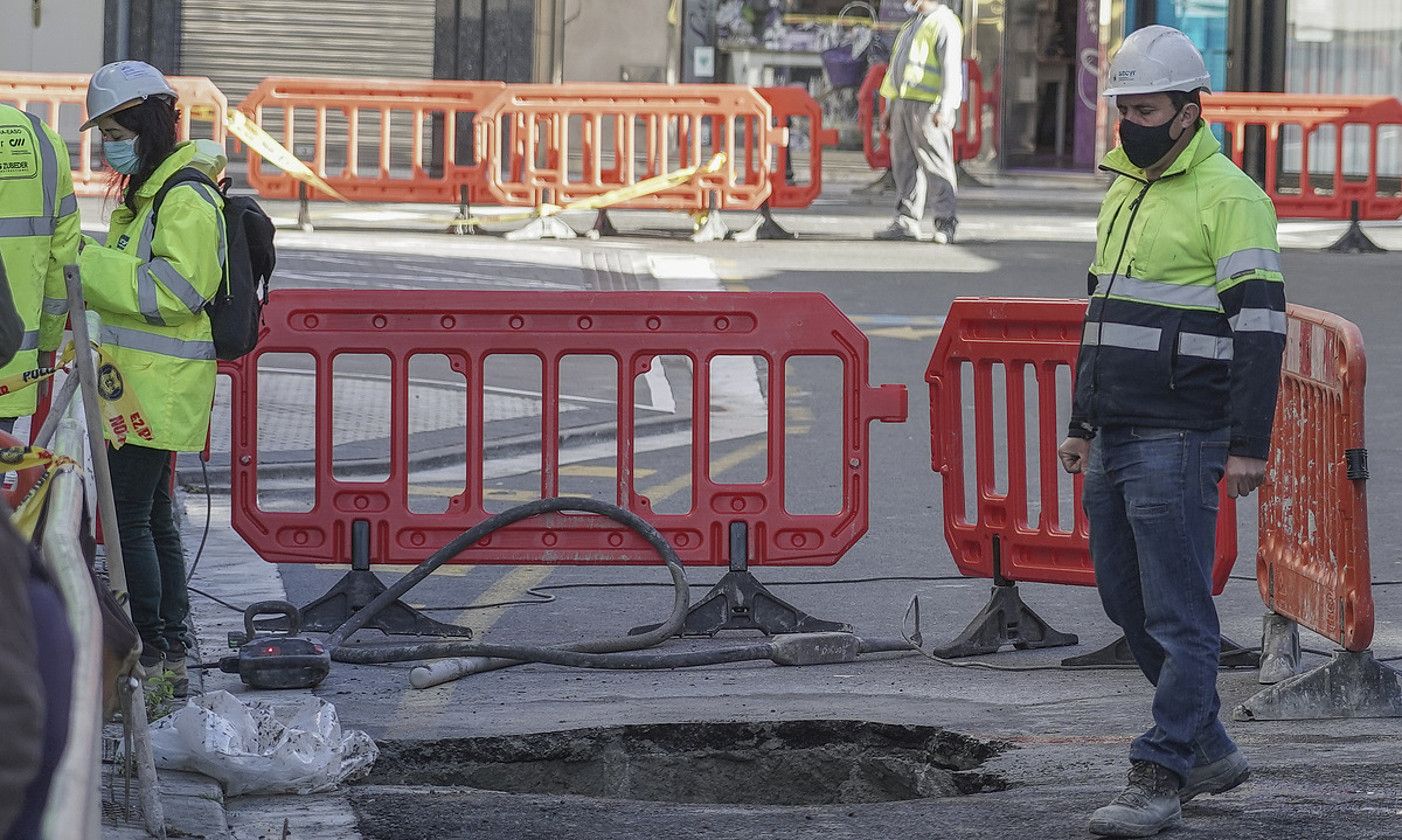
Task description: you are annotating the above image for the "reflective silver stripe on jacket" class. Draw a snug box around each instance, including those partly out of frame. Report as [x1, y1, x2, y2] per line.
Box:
[142, 258, 208, 323]
[42, 296, 68, 316]
[1093, 274, 1222, 310]
[1229, 307, 1287, 335]
[17, 331, 39, 352]
[100, 324, 216, 361]
[185, 182, 227, 268]
[1178, 332, 1234, 361]
[22, 112, 57, 218]
[57, 193, 77, 217]
[1216, 248, 1281, 280]
[0, 113, 61, 239]
[1082, 321, 1162, 351]
[0, 217, 56, 238]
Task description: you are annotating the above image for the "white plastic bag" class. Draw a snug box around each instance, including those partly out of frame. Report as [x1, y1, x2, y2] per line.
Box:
[150, 690, 378, 796]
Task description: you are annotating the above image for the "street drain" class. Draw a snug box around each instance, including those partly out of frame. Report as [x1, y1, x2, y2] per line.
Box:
[364, 720, 1009, 805]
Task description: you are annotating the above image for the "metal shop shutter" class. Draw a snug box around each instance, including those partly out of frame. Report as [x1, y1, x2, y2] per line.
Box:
[180, 0, 437, 104]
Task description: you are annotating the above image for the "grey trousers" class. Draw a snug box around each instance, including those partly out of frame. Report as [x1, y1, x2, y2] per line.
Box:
[889, 97, 958, 226]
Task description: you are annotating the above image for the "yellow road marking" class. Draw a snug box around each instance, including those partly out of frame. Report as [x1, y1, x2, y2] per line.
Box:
[559, 465, 656, 478]
[389, 565, 555, 733]
[866, 325, 942, 341]
[638, 438, 769, 504]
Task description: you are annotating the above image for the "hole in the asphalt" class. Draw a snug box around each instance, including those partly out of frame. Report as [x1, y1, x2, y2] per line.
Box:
[360, 720, 1009, 806]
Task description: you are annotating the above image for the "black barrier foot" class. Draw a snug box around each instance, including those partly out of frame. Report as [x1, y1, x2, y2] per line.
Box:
[691, 191, 731, 243]
[1060, 634, 1260, 668]
[931, 580, 1079, 658]
[731, 201, 797, 242]
[297, 182, 314, 233]
[585, 208, 619, 240]
[1258, 611, 1303, 684]
[930, 536, 1078, 658]
[629, 523, 852, 637]
[260, 521, 473, 638]
[1325, 219, 1386, 253]
[1233, 649, 1402, 720]
[447, 186, 478, 236]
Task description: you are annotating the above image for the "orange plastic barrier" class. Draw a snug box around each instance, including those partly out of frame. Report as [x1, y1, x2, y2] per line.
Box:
[925, 298, 1238, 592]
[238, 77, 505, 203]
[755, 86, 839, 209]
[1204, 93, 1402, 221]
[858, 59, 985, 171]
[1256, 304, 1373, 651]
[476, 83, 776, 212]
[0, 72, 227, 197]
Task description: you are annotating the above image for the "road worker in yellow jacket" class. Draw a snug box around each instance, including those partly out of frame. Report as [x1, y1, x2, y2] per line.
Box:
[79, 60, 226, 697]
[1057, 27, 1284, 838]
[0, 103, 80, 432]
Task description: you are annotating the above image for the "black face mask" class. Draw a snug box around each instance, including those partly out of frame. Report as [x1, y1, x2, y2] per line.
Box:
[1119, 107, 1186, 169]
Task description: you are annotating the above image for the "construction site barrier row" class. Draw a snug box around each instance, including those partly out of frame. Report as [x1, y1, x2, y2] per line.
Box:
[1203, 92, 1402, 223]
[222, 290, 908, 570]
[0, 71, 227, 198]
[858, 59, 986, 172]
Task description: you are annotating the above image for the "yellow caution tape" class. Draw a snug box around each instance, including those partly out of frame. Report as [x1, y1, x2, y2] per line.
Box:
[223, 108, 351, 203]
[93, 346, 154, 448]
[448, 153, 728, 228]
[0, 343, 73, 398]
[10, 454, 79, 541]
[0, 445, 57, 473]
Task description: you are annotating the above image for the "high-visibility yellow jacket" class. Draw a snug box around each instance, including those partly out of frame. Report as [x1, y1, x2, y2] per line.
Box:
[879, 6, 963, 111]
[1070, 124, 1287, 460]
[0, 104, 79, 417]
[79, 141, 226, 452]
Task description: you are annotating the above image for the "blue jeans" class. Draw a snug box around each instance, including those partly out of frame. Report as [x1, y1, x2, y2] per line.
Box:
[1083, 425, 1234, 783]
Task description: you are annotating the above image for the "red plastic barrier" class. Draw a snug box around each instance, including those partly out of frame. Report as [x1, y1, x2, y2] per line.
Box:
[475, 83, 777, 212]
[858, 59, 984, 171]
[238, 77, 506, 203]
[925, 298, 1237, 593]
[1257, 304, 1373, 651]
[223, 290, 908, 568]
[756, 86, 839, 209]
[1203, 93, 1402, 221]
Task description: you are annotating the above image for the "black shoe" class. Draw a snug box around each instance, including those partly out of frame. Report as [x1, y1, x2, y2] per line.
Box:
[1181, 750, 1249, 802]
[1089, 761, 1183, 837]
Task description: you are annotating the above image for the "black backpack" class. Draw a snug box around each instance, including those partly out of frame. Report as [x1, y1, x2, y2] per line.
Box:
[152, 168, 275, 361]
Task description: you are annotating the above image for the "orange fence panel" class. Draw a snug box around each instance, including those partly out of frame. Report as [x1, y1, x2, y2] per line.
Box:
[858, 59, 985, 172]
[1256, 304, 1373, 652]
[755, 86, 839, 209]
[925, 297, 1238, 593]
[1, 72, 226, 198]
[1204, 93, 1402, 222]
[475, 83, 776, 212]
[238, 77, 505, 203]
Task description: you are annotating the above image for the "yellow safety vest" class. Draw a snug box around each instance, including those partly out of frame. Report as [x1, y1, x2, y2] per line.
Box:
[880, 11, 952, 104]
[78, 141, 226, 452]
[0, 104, 78, 417]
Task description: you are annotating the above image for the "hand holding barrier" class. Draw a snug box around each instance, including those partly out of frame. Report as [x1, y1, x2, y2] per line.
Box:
[1, 72, 226, 197]
[858, 59, 985, 172]
[237, 77, 506, 203]
[474, 83, 778, 212]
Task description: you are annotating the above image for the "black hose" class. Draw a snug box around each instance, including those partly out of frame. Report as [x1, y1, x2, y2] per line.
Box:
[325, 497, 692, 680]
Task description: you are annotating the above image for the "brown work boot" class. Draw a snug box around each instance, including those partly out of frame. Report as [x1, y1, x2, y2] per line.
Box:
[1089, 760, 1183, 837]
[163, 646, 190, 698]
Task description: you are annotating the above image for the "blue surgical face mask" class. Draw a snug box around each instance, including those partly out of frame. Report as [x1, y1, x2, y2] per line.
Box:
[103, 138, 140, 174]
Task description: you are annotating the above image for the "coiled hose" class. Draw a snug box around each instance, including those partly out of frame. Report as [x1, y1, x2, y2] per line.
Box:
[325, 497, 915, 689]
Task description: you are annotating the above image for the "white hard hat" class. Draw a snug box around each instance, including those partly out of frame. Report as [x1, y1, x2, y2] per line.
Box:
[1102, 25, 1211, 98]
[81, 61, 178, 130]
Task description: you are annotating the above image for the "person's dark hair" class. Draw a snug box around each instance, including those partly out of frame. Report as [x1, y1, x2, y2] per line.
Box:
[1167, 89, 1203, 112]
[111, 96, 180, 211]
